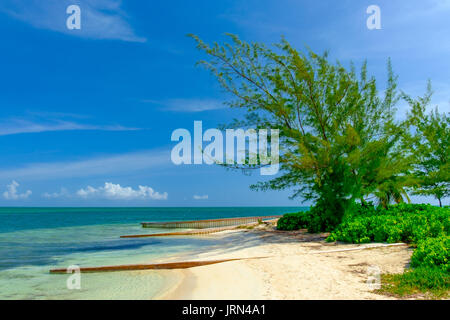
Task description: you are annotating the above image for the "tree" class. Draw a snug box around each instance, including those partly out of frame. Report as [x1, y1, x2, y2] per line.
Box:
[374, 180, 411, 208]
[405, 86, 450, 207]
[191, 34, 411, 230]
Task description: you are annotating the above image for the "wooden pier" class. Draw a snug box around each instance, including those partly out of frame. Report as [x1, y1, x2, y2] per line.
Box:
[121, 225, 244, 238]
[141, 215, 281, 229]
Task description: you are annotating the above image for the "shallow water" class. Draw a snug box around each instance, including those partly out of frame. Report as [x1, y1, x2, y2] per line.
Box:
[0, 207, 306, 299]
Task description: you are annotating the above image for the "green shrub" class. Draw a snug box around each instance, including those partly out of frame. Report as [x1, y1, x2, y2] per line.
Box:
[326, 215, 404, 243]
[344, 202, 378, 219]
[280, 203, 449, 236]
[277, 201, 347, 233]
[326, 204, 449, 245]
[306, 201, 343, 233]
[411, 235, 449, 272]
[325, 219, 371, 243]
[371, 216, 404, 243]
[278, 200, 354, 233]
[276, 211, 312, 231]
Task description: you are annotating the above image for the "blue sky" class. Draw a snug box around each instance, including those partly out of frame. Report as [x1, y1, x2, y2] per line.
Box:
[0, 0, 449, 206]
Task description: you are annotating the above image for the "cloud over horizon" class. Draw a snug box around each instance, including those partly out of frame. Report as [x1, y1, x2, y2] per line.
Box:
[193, 194, 208, 200]
[2, 181, 32, 200]
[77, 182, 168, 200]
[43, 188, 69, 199]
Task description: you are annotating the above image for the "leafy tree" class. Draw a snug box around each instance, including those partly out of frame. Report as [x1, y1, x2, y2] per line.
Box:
[374, 180, 411, 208]
[405, 87, 450, 207]
[191, 34, 412, 229]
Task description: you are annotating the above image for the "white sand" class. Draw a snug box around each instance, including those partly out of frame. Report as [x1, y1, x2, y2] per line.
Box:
[158, 227, 413, 300]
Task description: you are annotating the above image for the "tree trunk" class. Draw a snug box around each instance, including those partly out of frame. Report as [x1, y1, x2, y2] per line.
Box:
[438, 197, 442, 207]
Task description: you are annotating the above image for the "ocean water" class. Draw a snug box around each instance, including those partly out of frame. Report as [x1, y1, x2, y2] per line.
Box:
[0, 207, 305, 299]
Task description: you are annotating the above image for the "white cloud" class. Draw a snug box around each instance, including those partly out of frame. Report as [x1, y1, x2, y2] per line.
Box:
[0, 149, 169, 181]
[193, 194, 208, 200]
[77, 182, 168, 200]
[0, 118, 139, 136]
[43, 188, 69, 199]
[0, 0, 146, 42]
[2, 181, 32, 200]
[142, 98, 225, 112]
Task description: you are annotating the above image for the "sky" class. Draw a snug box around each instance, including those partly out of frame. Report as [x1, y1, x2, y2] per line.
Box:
[0, 0, 449, 207]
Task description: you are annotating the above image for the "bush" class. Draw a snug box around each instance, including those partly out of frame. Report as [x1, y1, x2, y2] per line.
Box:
[306, 201, 343, 233]
[326, 215, 405, 243]
[277, 200, 353, 233]
[326, 204, 449, 245]
[325, 219, 371, 243]
[344, 201, 378, 219]
[411, 235, 449, 273]
[276, 211, 312, 231]
[279, 203, 449, 239]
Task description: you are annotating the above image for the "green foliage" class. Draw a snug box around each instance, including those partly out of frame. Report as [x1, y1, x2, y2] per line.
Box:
[378, 267, 449, 298]
[405, 87, 450, 207]
[276, 211, 312, 231]
[191, 33, 448, 237]
[277, 201, 360, 233]
[374, 181, 412, 209]
[191, 33, 450, 298]
[326, 203, 449, 244]
[327, 219, 372, 243]
[191, 34, 413, 227]
[306, 199, 351, 233]
[342, 201, 378, 218]
[411, 235, 449, 272]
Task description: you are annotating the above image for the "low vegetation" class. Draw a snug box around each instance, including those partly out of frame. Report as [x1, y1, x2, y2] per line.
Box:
[377, 267, 449, 298]
[327, 204, 449, 245]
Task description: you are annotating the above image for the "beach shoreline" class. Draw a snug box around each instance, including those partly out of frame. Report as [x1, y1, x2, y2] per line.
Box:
[156, 227, 413, 300]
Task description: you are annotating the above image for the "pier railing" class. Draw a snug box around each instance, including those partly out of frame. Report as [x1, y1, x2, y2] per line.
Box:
[141, 215, 281, 229]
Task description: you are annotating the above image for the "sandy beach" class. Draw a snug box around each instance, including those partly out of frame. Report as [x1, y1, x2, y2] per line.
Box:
[157, 225, 413, 300]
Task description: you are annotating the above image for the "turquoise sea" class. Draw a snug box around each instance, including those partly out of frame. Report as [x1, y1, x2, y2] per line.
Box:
[0, 207, 306, 299]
